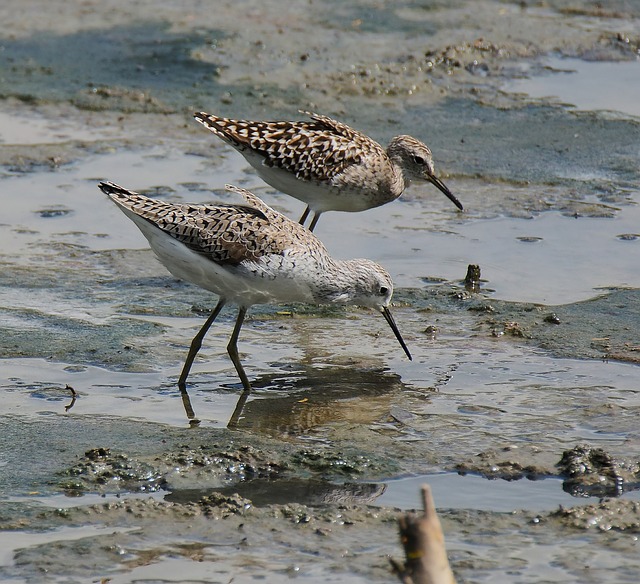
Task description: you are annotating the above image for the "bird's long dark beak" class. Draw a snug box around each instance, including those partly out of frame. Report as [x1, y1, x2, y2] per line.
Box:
[381, 306, 412, 360]
[427, 173, 463, 211]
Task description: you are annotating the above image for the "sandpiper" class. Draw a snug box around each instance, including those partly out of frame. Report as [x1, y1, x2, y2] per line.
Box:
[99, 181, 412, 391]
[194, 111, 463, 231]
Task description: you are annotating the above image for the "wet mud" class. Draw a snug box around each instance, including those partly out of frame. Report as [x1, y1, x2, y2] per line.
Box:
[1, 1, 640, 582]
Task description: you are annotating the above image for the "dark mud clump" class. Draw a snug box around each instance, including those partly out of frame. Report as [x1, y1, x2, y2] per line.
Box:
[54, 438, 398, 500]
[292, 448, 388, 478]
[454, 443, 640, 501]
[454, 444, 552, 481]
[58, 447, 167, 495]
[557, 444, 640, 498]
[163, 443, 287, 486]
[549, 499, 640, 532]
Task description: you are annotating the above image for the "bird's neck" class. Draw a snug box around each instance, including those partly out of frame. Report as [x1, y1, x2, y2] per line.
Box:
[386, 146, 412, 190]
[309, 258, 366, 305]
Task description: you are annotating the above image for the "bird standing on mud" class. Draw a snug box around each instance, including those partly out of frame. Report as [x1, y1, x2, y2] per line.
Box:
[99, 181, 412, 391]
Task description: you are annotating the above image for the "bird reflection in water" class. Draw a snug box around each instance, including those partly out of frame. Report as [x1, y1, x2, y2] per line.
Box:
[178, 364, 406, 431]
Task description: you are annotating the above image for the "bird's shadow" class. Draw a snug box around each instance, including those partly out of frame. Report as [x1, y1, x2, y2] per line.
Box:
[179, 363, 408, 432]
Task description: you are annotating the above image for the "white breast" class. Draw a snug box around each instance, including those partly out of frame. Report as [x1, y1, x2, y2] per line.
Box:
[241, 151, 376, 213]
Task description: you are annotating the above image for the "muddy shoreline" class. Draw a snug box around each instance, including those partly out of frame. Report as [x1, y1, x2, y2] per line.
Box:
[1, 1, 640, 582]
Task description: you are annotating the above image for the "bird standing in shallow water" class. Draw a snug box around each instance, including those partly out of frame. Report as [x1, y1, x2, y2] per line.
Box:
[99, 181, 412, 391]
[194, 111, 463, 232]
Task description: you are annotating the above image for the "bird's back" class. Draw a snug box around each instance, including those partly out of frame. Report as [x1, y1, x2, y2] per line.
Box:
[195, 112, 406, 212]
[99, 182, 332, 304]
[195, 112, 389, 184]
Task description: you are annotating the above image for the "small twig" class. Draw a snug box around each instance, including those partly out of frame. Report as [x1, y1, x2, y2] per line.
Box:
[390, 484, 456, 584]
[64, 384, 77, 412]
[463, 264, 481, 293]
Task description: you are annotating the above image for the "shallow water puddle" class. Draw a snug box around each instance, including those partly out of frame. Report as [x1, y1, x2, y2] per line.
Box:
[0, 524, 136, 567]
[1, 146, 234, 257]
[100, 555, 374, 584]
[322, 200, 640, 304]
[374, 472, 640, 513]
[0, 109, 120, 146]
[504, 56, 640, 118]
[1, 358, 239, 428]
[3, 146, 639, 308]
[3, 337, 639, 498]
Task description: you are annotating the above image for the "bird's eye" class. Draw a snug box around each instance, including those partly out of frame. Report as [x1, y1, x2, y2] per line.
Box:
[379, 286, 389, 296]
[412, 155, 425, 165]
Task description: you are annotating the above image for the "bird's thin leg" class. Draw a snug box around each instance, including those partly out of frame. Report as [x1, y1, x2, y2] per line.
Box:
[308, 211, 322, 232]
[178, 298, 226, 389]
[298, 206, 311, 226]
[226, 307, 252, 392]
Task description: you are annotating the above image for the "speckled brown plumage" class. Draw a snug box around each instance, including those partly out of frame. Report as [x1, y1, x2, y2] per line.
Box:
[194, 111, 462, 231]
[98, 180, 412, 391]
[98, 182, 321, 266]
[197, 112, 383, 183]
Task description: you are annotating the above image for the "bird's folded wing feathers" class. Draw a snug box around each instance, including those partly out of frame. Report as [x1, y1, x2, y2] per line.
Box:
[158, 204, 286, 265]
[195, 113, 384, 183]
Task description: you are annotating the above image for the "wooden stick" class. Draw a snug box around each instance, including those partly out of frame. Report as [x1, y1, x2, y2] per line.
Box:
[390, 484, 456, 584]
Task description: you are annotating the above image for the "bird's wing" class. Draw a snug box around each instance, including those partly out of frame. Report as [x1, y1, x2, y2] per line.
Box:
[194, 112, 386, 184]
[99, 181, 291, 265]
